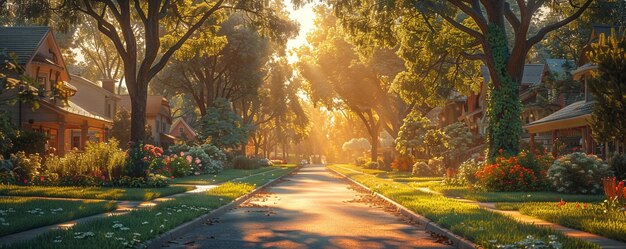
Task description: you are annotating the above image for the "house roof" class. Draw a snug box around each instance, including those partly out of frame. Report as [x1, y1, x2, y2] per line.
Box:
[545, 59, 575, 81]
[39, 99, 112, 123]
[0, 26, 50, 65]
[70, 74, 120, 99]
[170, 118, 197, 137]
[525, 100, 594, 128]
[481, 64, 545, 85]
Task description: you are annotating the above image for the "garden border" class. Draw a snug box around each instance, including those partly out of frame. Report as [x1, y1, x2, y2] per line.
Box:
[145, 164, 304, 249]
[327, 165, 476, 249]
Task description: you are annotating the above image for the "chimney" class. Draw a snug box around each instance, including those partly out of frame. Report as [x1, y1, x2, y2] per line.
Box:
[100, 79, 117, 93]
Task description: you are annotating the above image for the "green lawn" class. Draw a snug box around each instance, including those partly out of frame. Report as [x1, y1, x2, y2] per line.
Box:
[427, 185, 605, 203]
[0, 197, 117, 236]
[494, 202, 626, 242]
[332, 164, 444, 182]
[0, 185, 194, 201]
[5, 167, 297, 249]
[171, 167, 276, 185]
[328, 164, 599, 249]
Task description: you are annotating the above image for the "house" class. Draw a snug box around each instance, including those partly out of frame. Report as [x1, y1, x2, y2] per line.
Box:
[0, 26, 112, 155]
[70, 75, 120, 121]
[169, 118, 197, 142]
[524, 24, 624, 158]
[118, 95, 174, 148]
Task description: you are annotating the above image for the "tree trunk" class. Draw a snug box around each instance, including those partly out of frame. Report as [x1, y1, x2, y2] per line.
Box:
[484, 24, 522, 161]
[370, 133, 379, 162]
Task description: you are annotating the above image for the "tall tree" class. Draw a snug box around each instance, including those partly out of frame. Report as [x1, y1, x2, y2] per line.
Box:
[332, 0, 593, 160]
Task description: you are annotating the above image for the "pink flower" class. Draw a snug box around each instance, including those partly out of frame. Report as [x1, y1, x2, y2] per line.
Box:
[186, 155, 193, 163]
[40, 176, 45, 182]
[180, 152, 184, 157]
[171, 176, 175, 179]
[101, 175, 106, 180]
[23, 179, 28, 184]
[195, 158, 201, 164]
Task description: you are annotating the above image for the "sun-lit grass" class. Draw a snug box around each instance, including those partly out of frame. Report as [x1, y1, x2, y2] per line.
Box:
[0, 197, 117, 236]
[0, 185, 194, 201]
[4, 167, 296, 249]
[328, 164, 599, 249]
[330, 164, 444, 182]
[494, 202, 626, 242]
[427, 185, 605, 203]
[171, 167, 276, 185]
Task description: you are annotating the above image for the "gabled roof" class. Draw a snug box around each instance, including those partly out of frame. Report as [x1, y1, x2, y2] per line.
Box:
[70, 74, 120, 99]
[480, 64, 545, 85]
[545, 59, 575, 81]
[38, 100, 112, 123]
[170, 118, 197, 137]
[525, 100, 594, 128]
[0, 26, 50, 65]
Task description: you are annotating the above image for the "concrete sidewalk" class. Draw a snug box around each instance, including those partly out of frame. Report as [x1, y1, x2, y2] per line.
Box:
[160, 164, 452, 249]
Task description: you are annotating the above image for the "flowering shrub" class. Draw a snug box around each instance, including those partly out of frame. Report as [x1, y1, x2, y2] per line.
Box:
[609, 153, 626, 181]
[232, 156, 260, 169]
[391, 156, 413, 172]
[547, 152, 612, 194]
[412, 161, 436, 176]
[169, 154, 192, 177]
[452, 157, 485, 185]
[602, 177, 626, 211]
[124, 143, 163, 178]
[475, 156, 541, 191]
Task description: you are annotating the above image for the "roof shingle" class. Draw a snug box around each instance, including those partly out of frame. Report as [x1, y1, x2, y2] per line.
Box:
[0, 26, 50, 65]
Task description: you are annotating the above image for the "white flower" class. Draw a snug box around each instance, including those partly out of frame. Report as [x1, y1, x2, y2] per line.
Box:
[105, 232, 114, 238]
[120, 227, 130, 231]
[142, 221, 149, 225]
[155, 212, 162, 216]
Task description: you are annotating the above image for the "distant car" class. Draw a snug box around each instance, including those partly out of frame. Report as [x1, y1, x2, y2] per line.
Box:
[300, 160, 308, 166]
[259, 158, 273, 166]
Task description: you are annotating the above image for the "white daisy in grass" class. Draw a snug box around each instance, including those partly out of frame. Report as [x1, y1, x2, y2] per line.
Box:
[142, 221, 149, 225]
[120, 227, 130, 231]
[105, 232, 114, 238]
[155, 212, 162, 216]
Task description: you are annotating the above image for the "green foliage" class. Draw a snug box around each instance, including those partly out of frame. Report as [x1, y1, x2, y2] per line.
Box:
[0, 185, 193, 201]
[167, 144, 191, 155]
[10, 130, 47, 156]
[231, 156, 260, 170]
[443, 122, 473, 158]
[110, 109, 131, 148]
[8, 151, 42, 184]
[412, 161, 440, 177]
[548, 152, 613, 194]
[484, 24, 522, 162]
[475, 155, 543, 192]
[395, 111, 431, 156]
[44, 141, 126, 182]
[454, 156, 485, 186]
[168, 155, 192, 178]
[363, 161, 379, 170]
[199, 98, 251, 150]
[609, 153, 626, 181]
[341, 137, 371, 156]
[424, 129, 448, 158]
[587, 32, 626, 143]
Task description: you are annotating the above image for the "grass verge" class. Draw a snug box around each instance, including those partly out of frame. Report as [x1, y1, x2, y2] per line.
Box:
[171, 167, 276, 185]
[328, 164, 599, 249]
[3, 167, 296, 248]
[335, 164, 444, 182]
[427, 185, 605, 203]
[0, 197, 117, 236]
[494, 202, 626, 242]
[0, 185, 194, 201]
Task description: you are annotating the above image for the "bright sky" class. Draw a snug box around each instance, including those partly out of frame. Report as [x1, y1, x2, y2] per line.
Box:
[284, 1, 317, 64]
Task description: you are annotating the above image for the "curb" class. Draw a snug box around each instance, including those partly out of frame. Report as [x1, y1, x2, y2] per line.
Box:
[327, 166, 476, 249]
[146, 165, 303, 249]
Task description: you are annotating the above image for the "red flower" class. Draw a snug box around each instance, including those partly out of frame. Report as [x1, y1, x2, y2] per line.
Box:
[23, 179, 28, 184]
[575, 203, 581, 209]
[583, 203, 589, 209]
[171, 176, 175, 179]
[101, 175, 106, 180]
[498, 148, 504, 154]
[40, 176, 45, 182]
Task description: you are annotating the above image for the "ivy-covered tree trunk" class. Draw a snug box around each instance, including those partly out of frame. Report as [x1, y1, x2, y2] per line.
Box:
[484, 24, 523, 161]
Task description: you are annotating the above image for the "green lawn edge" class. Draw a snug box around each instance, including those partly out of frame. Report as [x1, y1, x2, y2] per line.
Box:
[327, 165, 599, 249]
[0, 197, 117, 237]
[3, 167, 297, 249]
[0, 185, 194, 201]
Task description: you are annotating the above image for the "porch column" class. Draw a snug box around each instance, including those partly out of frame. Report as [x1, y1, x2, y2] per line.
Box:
[552, 129, 558, 158]
[80, 121, 89, 150]
[58, 121, 65, 155]
[529, 133, 535, 152]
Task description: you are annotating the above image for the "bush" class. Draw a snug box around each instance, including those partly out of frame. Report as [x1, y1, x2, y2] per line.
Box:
[376, 159, 390, 171]
[390, 156, 413, 172]
[428, 157, 445, 175]
[167, 144, 191, 155]
[609, 153, 626, 181]
[169, 154, 192, 177]
[9, 130, 47, 156]
[412, 161, 432, 176]
[44, 141, 126, 181]
[355, 157, 367, 166]
[59, 175, 96, 187]
[454, 157, 485, 185]
[547, 152, 612, 194]
[124, 143, 163, 178]
[475, 156, 541, 192]
[362, 161, 378, 169]
[232, 156, 260, 170]
[259, 158, 273, 167]
[10, 152, 42, 184]
[187, 146, 221, 174]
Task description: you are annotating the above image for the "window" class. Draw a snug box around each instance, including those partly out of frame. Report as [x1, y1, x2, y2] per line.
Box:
[179, 127, 184, 135]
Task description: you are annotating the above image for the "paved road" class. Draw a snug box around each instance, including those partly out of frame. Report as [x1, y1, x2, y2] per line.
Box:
[161, 164, 453, 249]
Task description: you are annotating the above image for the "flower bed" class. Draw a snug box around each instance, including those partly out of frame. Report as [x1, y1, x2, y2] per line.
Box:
[171, 167, 275, 185]
[0, 197, 117, 236]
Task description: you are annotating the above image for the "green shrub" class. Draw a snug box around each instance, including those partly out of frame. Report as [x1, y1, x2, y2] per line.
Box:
[428, 157, 444, 175]
[547, 152, 612, 194]
[187, 146, 221, 174]
[9, 130, 47, 156]
[259, 158, 273, 166]
[609, 153, 626, 181]
[169, 155, 192, 177]
[232, 156, 260, 170]
[412, 161, 431, 176]
[59, 175, 96, 187]
[355, 157, 367, 166]
[43, 141, 126, 181]
[363, 161, 378, 169]
[10, 151, 42, 184]
[167, 144, 191, 155]
[454, 157, 484, 185]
